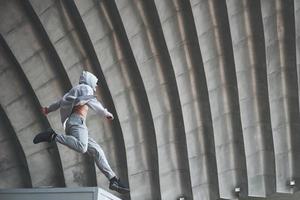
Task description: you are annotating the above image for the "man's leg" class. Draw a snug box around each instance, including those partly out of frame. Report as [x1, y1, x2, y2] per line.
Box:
[87, 137, 129, 194]
[55, 125, 88, 153]
[34, 115, 89, 153]
[87, 137, 116, 179]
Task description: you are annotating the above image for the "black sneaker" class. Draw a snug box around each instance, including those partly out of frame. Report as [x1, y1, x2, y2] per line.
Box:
[33, 129, 56, 144]
[109, 177, 130, 194]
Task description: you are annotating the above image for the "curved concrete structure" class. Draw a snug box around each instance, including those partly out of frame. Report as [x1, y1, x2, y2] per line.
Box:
[227, 0, 275, 197]
[1, 0, 300, 199]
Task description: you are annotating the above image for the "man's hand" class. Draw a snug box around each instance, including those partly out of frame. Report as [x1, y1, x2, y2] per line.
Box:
[106, 113, 114, 121]
[41, 107, 49, 116]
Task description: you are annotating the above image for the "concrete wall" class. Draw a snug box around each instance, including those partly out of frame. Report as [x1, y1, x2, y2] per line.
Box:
[0, 0, 300, 199]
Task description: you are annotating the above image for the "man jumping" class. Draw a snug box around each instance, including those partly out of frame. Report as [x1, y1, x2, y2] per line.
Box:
[33, 71, 129, 194]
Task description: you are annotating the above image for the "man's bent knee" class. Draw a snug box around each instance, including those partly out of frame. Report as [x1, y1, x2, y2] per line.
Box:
[78, 142, 88, 153]
[88, 146, 103, 159]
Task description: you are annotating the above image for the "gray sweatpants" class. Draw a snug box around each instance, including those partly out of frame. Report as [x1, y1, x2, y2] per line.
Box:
[55, 113, 116, 180]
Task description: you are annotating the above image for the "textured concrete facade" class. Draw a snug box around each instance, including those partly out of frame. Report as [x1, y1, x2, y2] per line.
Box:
[1, 0, 300, 199]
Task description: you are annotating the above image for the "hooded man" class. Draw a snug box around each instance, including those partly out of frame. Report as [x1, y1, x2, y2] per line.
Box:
[33, 71, 129, 194]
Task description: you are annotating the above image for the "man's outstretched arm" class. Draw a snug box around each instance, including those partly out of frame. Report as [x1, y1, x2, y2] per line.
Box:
[41, 98, 62, 116]
[87, 98, 114, 120]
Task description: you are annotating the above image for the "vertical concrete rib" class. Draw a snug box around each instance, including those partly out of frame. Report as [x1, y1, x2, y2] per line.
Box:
[115, 0, 193, 199]
[190, 0, 248, 198]
[0, 34, 65, 187]
[2, 0, 97, 186]
[0, 105, 32, 188]
[261, 0, 300, 193]
[72, 0, 161, 199]
[153, 0, 219, 199]
[296, 0, 300, 119]
[226, 0, 276, 197]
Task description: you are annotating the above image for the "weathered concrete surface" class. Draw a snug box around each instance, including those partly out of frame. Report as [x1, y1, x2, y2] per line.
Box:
[154, 0, 219, 199]
[1, 0, 300, 199]
[114, 0, 193, 199]
[191, 0, 248, 198]
[0, 105, 31, 188]
[261, 0, 300, 194]
[226, 0, 276, 197]
[0, 33, 65, 187]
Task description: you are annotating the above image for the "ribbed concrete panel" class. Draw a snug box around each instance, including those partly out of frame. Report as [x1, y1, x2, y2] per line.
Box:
[190, 0, 248, 199]
[73, 0, 160, 199]
[0, 106, 31, 188]
[261, 0, 300, 193]
[296, 0, 300, 116]
[1, 0, 95, 187]
[0, 35, 64, 187]
[115, 0, 193, 199]
[226, 0, 276, 197]
[153, 0, 219, 199]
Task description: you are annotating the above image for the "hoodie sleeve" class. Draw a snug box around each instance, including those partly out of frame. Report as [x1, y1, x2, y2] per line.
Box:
[47, 98, 62, 113]
[87, 98, 114, 119]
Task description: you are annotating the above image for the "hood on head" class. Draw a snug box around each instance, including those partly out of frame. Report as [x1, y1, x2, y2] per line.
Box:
[79, 71, 98, 91]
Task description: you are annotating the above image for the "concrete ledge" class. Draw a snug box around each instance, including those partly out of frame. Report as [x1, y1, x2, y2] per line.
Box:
[0, 187, 121, 200]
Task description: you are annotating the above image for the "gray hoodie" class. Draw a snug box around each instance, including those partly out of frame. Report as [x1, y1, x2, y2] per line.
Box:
[47, 71, 113, 125]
